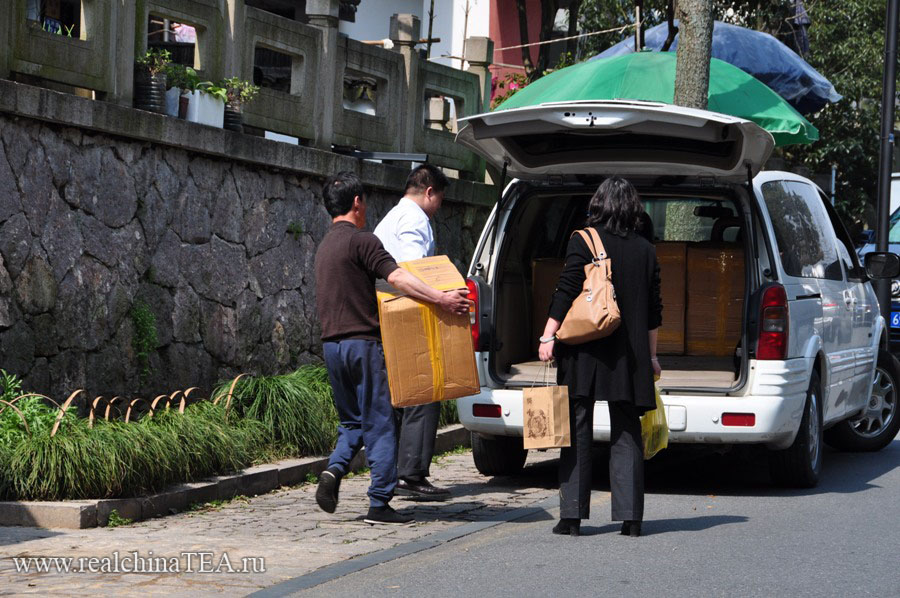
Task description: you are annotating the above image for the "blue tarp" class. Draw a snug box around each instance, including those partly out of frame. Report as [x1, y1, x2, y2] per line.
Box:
[592, 20, 841, 115]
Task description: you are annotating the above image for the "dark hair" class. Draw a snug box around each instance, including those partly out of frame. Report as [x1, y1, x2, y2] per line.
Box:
[586, 176, 643, 237]
[405, 164, 450, 195]
[323, 171, 365, 217]
[636, 211, 655, 243]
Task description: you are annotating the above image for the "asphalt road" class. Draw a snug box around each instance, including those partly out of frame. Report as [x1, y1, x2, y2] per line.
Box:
[284, 438, 900, 598]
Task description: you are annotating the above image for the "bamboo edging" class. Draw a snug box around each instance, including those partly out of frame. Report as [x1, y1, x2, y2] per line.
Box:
[2, 374, 248, 438]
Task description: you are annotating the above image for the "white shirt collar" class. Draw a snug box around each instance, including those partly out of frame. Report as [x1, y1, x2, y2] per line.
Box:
[399, 196, 429, 219]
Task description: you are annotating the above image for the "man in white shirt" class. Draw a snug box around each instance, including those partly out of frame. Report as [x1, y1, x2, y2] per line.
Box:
[374, 165, 452, 500]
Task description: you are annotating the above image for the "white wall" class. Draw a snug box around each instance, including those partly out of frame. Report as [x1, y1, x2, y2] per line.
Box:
[338, 0, 491, 71]
[339, 0, 422, 42]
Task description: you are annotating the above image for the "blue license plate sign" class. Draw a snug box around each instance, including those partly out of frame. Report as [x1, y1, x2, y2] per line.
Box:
[892, 312, 900, 328]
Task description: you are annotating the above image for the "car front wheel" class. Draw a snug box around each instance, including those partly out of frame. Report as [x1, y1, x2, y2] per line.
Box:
[824, 350, 900, 452]
[769, 370, 823, 488]
[471, 432, 528, 476]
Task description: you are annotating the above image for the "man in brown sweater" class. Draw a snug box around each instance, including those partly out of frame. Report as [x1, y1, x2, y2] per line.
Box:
[313, 172, 470, 525]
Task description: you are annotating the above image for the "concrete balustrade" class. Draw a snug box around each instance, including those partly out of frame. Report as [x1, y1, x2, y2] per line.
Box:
[0, 2, 491, 175]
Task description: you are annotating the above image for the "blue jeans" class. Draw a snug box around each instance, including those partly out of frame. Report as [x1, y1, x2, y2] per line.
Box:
[323, 339, 398, 508]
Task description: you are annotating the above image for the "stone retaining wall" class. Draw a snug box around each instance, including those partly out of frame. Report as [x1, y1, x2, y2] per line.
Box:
[0, 108, 491, 399]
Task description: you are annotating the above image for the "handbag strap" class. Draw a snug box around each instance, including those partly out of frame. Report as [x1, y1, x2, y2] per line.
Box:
[572, 228, 609, 262]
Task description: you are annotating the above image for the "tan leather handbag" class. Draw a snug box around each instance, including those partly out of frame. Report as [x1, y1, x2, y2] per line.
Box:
[555, 228, 621, 344]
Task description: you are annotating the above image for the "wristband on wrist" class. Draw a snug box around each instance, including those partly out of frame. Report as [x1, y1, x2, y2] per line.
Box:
[539, 335, 556, 344]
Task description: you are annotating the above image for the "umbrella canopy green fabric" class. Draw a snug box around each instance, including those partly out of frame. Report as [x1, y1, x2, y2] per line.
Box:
[495, 52, 818, 146]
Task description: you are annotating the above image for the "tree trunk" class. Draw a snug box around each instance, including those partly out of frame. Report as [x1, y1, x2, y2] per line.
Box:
[565, 0, 582, 59]
[515, 0, 536, 79]
[674, 0, 714, 109]
[533, 0, 558, 78]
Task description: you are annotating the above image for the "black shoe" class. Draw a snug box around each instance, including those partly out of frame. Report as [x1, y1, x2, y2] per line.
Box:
[315, 468, 342, 514]
[552, 518, 581, 537]
[396, 477, 451, 501]
[364, 505, 415, 525]
[620, 520, 642, 537]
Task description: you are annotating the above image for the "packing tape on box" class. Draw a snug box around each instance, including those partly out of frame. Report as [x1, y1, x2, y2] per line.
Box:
[422, 304, 445, 402]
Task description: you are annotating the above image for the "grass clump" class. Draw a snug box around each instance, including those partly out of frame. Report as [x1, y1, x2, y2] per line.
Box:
[213, 366, 338, 458]
[2, 399, 265, 501]
[0, 363, 458, 502]
[131, 300, 158, 383]
[438, 400, 459, 427]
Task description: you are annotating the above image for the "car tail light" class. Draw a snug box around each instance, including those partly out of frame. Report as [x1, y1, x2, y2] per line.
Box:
[466, 277, 480, 350]
[722, 413, 756, 427]
[757, 284, 788, 360]
[473, 403, 502, 418]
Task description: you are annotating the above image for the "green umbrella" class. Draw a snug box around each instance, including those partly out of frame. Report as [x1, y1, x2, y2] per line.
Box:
[495, 52, 818, 146]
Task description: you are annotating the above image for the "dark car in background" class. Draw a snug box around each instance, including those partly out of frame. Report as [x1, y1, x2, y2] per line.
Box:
[857, 208, 900, 352]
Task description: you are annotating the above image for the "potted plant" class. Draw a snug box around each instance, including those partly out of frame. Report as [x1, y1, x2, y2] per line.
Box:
[342, 77, 377, 115]
[134, 48, 171, 114]
[221, 77, 260, 133]
[164, 63, 199, 119]
[186, 80, 227, 128]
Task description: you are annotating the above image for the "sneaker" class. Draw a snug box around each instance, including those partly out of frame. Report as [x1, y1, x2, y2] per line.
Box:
[364, 505, 414, 525]
[315, 468, 342, 514]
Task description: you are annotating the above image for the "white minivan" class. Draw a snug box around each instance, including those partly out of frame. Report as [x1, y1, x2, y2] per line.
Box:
[455, 100, 900, 488]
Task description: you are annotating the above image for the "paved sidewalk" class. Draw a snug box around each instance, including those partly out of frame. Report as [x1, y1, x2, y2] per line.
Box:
[0, 449, 560, 597]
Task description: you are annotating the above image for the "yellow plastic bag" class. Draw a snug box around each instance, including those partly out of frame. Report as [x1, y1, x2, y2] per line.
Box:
[641, 380, 668, 460]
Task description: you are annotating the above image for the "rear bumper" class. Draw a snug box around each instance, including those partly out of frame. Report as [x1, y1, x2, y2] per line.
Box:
[457, 358, 812, 450]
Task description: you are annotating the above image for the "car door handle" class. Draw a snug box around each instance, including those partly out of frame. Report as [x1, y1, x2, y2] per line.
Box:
[842, 291, 854, 308]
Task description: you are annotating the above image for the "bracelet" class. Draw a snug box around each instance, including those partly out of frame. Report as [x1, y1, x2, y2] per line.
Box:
[539, 335, 556, 344]
[650, 357, 659, 362]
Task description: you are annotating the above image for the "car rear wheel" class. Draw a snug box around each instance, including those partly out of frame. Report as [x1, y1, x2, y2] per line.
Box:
[769, 370, 823, 488]
[471, 432, 528, 476]
[824, 350, 900, 452]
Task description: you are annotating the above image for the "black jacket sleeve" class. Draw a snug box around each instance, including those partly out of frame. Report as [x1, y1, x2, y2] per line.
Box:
[648, 251, 662, 330]
[547, 234, 590, 322]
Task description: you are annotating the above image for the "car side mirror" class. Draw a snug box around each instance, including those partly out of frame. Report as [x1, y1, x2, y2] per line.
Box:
[864, 252, 900, 279]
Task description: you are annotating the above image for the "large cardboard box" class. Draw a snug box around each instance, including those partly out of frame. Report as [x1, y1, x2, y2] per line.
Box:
[377, 256, 480, 408]
[656, 242, 687, 355]
[685, 243, 745, 357]
[531, 258, 565, 352]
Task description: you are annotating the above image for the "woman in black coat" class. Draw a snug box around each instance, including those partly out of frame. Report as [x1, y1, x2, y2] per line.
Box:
[538, 176, 662, 537]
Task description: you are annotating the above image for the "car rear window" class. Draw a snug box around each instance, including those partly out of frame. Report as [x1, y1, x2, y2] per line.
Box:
[642, 198, 739, 243]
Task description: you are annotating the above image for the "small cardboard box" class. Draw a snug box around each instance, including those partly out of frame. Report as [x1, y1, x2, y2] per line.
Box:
[656, 242, 687, 355]
[685, 243, 745, 356]
[531, 258, 565, 352]
[377, 256, 480, 408]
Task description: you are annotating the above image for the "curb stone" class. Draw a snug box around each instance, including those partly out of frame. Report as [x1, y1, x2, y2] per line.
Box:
[0, 424, 472, 529]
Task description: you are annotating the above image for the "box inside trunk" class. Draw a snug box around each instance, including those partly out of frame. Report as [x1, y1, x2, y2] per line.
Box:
[491, 190, 747, 391]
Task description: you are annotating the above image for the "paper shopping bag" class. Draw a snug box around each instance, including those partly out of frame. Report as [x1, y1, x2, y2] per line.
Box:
[641, 381, 669, 460]
[522, 385, 571, 449]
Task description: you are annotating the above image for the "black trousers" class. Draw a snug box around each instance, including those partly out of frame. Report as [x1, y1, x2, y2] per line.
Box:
[558, 398, 644, 521]
[396, 401, 440, 480]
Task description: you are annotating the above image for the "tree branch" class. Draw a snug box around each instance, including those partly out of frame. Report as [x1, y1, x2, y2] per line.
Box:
[661, 0, 678, 52]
